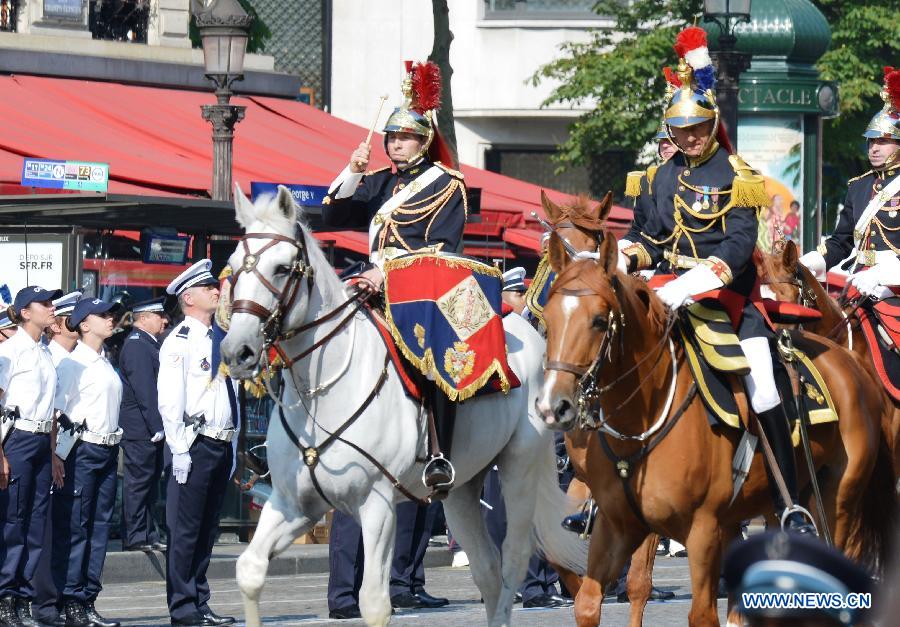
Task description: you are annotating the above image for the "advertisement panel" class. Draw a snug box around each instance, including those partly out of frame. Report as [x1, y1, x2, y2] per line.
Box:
[0, 234, 73, 306]
[737, 116, 805, 254]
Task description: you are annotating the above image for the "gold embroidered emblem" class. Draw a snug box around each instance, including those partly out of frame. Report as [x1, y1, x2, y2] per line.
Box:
[436, 276, 493, 340]
[444, 341, 475, 384]
[414, 323, 426, 349]
[804, 382, 825, 405]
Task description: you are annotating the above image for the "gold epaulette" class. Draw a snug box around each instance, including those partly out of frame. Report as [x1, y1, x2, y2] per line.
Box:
[365, 166, 391, 176]
[625, 171, 645, 199]
[846, 170, 873, 185]
[434, 161, 464, 179]
[728, 154, 770, 208]
[646, 164, 659, 187]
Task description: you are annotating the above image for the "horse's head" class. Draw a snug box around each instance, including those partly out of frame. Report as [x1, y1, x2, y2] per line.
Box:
[759, 241, 819, 307]
[536, 229, 625, 430]
[541, 190, 612, 256]
[222, 184, 316, 378]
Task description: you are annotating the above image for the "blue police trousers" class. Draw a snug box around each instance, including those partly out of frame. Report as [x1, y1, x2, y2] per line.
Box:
[51, 441, 118, 603]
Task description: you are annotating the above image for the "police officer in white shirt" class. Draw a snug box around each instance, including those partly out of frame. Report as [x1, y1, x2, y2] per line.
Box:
[52, 298, 124, 627]
[31, 290, 80, 627]
[0, 286, 62, 627]
[0, 316, 16, 343]
[158, 260, 236, 627]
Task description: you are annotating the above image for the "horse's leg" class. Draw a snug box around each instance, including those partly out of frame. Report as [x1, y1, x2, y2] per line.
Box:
[625, 533, 659, 627]
[495, 455, 544, 627]
[549, 478, 590, 597]
[442, 472, 503, 624]
[684, 514, 724, 627]
[575, 513, 641, 627]
[357, 491, 397, 627]
[236, 494, 324, 627]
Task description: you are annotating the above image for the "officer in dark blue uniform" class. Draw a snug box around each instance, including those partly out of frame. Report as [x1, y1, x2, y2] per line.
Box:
[326, 503, 448, 620]
[622, 27, 814, 535]
[323, 61, 466, 493]
[723, 531, 873, 626]
[119, 297, 169, 552]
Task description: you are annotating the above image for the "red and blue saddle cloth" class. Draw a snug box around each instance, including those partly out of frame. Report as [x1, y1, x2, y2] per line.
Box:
[648, 274, 837, 434]
[818, 272, 900, 402]
[374, 254, 519, 402]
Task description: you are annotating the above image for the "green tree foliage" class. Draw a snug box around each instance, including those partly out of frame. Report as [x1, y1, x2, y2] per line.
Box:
[533, 0, 898, 189]
[531, 0, 702, 169]
[189, 1, 272, 55]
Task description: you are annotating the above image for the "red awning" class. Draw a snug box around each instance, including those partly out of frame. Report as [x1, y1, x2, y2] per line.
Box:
[313, 231, 369, 255]
[83, 258, 190, 287]
[503, 227, 543, 253]
[0, 75, 633, 226]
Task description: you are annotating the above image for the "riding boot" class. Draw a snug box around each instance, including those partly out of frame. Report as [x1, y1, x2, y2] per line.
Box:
[561, 499, 598, 536]
[423, 384, 456, 494]
[756, 401, 816, 535]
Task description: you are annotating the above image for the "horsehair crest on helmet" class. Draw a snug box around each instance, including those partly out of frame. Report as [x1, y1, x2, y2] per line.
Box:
[864, 66, 900, 141]
[383, 60, 456, 167]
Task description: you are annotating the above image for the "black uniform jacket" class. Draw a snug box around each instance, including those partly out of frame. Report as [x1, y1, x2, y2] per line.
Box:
[118, 328, 164, 440]
[638, 146, 763, 296]
[821, 165, 900, 270]
[322, 160, 466, 256]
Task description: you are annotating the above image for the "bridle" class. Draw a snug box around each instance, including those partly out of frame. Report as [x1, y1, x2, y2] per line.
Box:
[760, 264, 817, 309]
[544, 281, 679, 441]
[230, 227, 315, 347]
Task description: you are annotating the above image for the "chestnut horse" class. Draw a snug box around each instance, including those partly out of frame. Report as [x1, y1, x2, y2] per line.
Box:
[761, 241, 900, 477]
[536, 231, 895, 626]
[539, 190, 661, 625]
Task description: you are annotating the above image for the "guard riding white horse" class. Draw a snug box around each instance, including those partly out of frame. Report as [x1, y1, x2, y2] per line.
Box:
[221, 185, 587, 627]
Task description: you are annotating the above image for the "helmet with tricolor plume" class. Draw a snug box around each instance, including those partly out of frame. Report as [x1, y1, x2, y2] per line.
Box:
[382, 61, 456, 167]
[863, 66, 900, 141]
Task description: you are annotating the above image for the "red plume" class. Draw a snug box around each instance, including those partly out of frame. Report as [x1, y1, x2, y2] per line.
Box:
[404, 60, 413, 74]
[885, 66, 900, 110]
[716, 121, 734, 155]
[410, 61, 442, 113]
[664, 66, 682, 88]
[674, 26, 708, 57]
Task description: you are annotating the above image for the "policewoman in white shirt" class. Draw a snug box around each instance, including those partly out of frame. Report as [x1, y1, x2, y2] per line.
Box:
[52, 298, 123, 627]
[159, 260, 237, 627]
[0, 285, 62, 626]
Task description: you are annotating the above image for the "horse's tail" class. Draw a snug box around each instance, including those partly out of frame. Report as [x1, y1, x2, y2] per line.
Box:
[532, 443, 588, 575]
[845, 432, 896, 573]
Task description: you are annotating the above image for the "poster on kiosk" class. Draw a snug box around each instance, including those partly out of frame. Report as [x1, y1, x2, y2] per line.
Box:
[0, 233, 74, 307]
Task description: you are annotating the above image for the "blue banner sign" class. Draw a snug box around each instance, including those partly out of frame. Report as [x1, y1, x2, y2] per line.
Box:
[250, 183, 329, 206]
[21, 159, 109, 192]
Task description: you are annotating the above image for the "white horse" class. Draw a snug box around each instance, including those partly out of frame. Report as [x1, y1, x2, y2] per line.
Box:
[221, 186, 587, 627]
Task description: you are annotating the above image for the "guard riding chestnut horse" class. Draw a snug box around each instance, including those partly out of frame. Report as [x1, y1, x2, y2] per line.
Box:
[537, 230, 895, 627]
[761, 240, 900, 477]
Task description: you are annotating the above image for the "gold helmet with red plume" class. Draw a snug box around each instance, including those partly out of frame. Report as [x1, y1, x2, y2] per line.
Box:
[864, 66, 900, 141]
[383, 61, 455, 167]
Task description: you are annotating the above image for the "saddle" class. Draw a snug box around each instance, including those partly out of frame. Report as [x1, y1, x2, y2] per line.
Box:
[677, 299, 838, 438]
[856, 296, 900, 401]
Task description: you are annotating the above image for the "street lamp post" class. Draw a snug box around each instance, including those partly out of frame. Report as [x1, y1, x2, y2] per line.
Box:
[703, 0, 752, 150]
[193, 0, 252, 201]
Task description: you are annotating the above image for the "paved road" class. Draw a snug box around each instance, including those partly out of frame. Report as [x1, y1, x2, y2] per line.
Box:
[95, 556, 729, 626]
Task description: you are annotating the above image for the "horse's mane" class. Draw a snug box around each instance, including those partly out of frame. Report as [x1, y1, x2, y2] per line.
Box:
[251, 192, 345, 308]
[553, 194, 606, 232]
[548, 260, 669, 339]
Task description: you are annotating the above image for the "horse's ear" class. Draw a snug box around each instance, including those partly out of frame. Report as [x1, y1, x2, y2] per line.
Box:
[595, 191, 613, 224]
[541, 189, 563, 223]
[547, 233, 569, 274]
[234, 182, 255, 229]
[782, 240, 799, 271]
[598, 231, 619, 275]
[276, 185, 297, 221]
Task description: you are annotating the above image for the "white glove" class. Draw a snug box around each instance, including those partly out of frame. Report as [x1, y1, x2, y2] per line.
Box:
[798, 250, 827, 281]
[150, 431, 165, 443]
[172, 452, 192, 485]
[848, 269, 895, 300]
[654, 264, 723, 310]
[617, 251, 629, 275]
[617, 238, 633, 251]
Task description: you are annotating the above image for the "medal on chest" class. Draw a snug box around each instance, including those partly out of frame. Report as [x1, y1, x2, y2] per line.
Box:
[200, 357, 211, 372]
[691, 186, 719, 213]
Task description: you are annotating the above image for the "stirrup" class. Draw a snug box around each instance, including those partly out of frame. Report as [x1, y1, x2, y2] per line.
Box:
[422, 454, 455, 492]
[779, 505, 818, 536]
